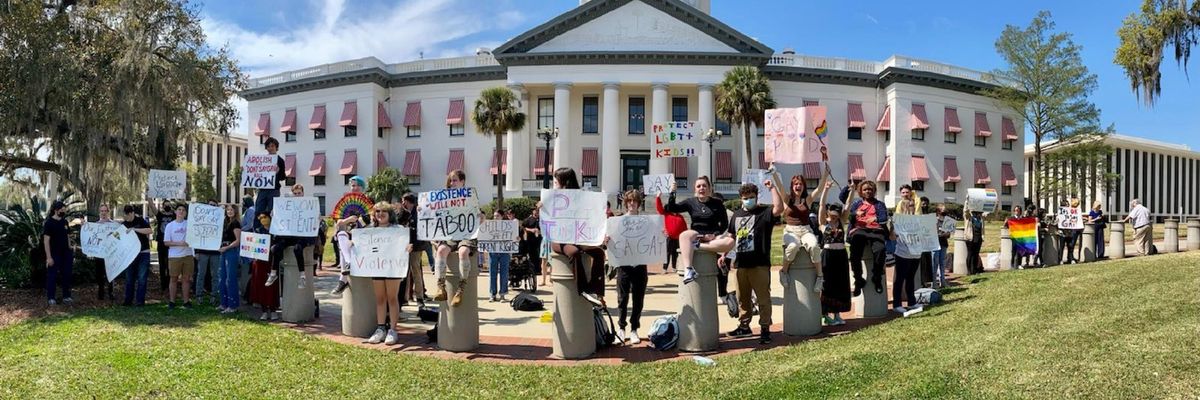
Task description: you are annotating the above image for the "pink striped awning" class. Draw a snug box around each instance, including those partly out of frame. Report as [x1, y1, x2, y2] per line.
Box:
[944, 107, 962, 133]
[1002, 162, 1017, 187]
[254, 113, 270, 136]
[339, 150, 358, 175]
[876, 106, 891, 132]
[446, 149, 465, 173]
[284, 154, 297, 178]
[944, 157, 961, 183]
[532, 148, 554, 175]
[802, 162, 821, 180]
[339, 101, 358, 127]
[847, 103, 866, 129]
[758, 151, 768, 169]
[446, 99, 465, 125]
[803, 99, 819, 107]
[1002, 117, 1018, 141]
[404, 101, 422, 127]
[716, 150, 733, 180]
[974, 159, 991, 185]
[308, 153, 326, 176]
[402, 150, 421, 176]
[910, 104, 929, 130]
[490, 149, 508, 175]
[377, 103, 393, 129]
[673, 157, 689, 178]
[974, 112, 991, 137]
[876, 156, 891, 182]
[280, 109, 298, 133]
[848, 154, 866, 180]
[377, 151, 388, 170]
[309, 105, 327, 130]
[910, 155, 929, 181]
[581, 148, 599, 177]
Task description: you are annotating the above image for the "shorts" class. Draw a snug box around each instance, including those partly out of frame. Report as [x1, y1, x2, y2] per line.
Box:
[168, 256, 195, 280]
[438, 239, 478, 254]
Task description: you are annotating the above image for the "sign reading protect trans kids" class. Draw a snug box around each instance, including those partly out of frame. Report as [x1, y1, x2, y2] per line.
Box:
[651, 121, 699, 159]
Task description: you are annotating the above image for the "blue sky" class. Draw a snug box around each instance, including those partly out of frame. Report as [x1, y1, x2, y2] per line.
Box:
[202, 0, 1198, 150]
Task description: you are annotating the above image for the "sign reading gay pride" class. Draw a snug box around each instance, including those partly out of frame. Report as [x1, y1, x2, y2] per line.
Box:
[965, 188, 999, 213]
[240, 232, 271, 261]
[651, 121, 699, 159]
[893, 214, 940, 253]
[1057, 207, 1084, 230]
[539, 189, 608, 246]
[348, 227, 410, 278]
[417, 188, 479, 241]
[605, 215, 667, 266]
[764, 106, 828, 164]
[478, 220, 520, 253]
[185, 203, 225, 251]
[147, 169, 187, 199]
[642, 173, 675, 196]
[269, 197, 320, 237]
[241, 154, 279, 189]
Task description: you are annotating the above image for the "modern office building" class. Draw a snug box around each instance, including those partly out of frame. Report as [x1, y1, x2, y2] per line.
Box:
[240, 0, 1026, 211]
[183, 132, 249, 205]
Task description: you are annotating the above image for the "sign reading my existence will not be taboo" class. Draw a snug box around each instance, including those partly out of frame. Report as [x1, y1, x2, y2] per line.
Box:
[605, 215, 667, 266]
[417, 188, 480, 241]
[81, 222, 141, 282]
[540, 189, 608, 246]
[348, 227, 410, 279]
[478, 220, 520, 253]
[185, 203, 225, 251]
[241, 154, 279, 190]
[269, 197, 320, 237]
[651, 121, 699, 159]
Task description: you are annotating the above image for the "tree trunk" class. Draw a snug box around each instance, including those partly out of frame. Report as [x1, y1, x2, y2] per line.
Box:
[495, 133, 505, 211]
[742, 121, 753, 171]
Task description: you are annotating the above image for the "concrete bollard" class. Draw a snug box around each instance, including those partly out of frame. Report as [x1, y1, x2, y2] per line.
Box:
[438, 255, 479, 352]
[549, 253, 596, 359]
[1042, 226, 1060, 267]
[1188, 219, 1200, 252]
[1163, 220, 1179, 254]
[782, 253, 822, 337]
[1082, 224, 1097, 262]
[852, 251, 888, 319]
[999, 228, 1013, 270]
[341, 275, 377, 337]
[280, 246, 316, 323]
[952, 227, 969, 275]
[678, 251, 720, 351]
[1109, 222, 1126, 260]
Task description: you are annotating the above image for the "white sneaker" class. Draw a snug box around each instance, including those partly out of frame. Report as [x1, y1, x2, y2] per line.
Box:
[629, 330, 641, 345]
[718, 296, 726, 305]
[383, 329, 399, 345]
[271, 311, 281, 321]
[616, 329, 626, 343]
[682, 267, 697, 284]
[366, 327, 387, 344]
[265, 271, 278, 287]
[892, 306, 908, 314]
[259, 312, 269, 321]
[580, 292, 603, 307]
[298, 273, 307, 289]
[48, 299, 56, 306]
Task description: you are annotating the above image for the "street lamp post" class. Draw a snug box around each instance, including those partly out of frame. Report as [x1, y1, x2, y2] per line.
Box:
[703, 127, 723, 180]
[537, 127, 559, 189]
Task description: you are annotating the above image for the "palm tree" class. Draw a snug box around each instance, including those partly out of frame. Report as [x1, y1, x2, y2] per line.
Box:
[471, 87, 527, 210]
[716, 65, 776, 171]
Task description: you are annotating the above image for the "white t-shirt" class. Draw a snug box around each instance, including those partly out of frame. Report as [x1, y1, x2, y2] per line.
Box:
[1129, 205, 1150, 228]
[164, 220, 193, 258]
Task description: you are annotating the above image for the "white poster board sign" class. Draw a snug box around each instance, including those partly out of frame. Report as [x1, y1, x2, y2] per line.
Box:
[269, 197, 320, 237]
[740, 169, 774, 205]
[893, 214, 941, 253]
[478, 220, 520, 253]
[81, 222, 124, 258]
[348, 227, 410, 278]
[105, 230, 141, 282]
[939, 217, 958, 236]
[417, 188, 480, 241]
[147, 169, 187, 199]
[241, 154, 279, 189]
[1057, 207, 1084, 230]
[240, 232, 271, 261]
[605, 215, 667, 266]
[539, 189, 608, 246]
[965, 188, 999, 213]
[651, 121, 699, 159]
[642, 173, 675, 196]
[185, 203, 225, 251]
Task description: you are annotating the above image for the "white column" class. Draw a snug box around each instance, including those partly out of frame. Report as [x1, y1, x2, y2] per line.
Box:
[505, 84, 529, 194]
[553, 82, 573, 174]
[601, 82, 621, 196]
[884, 96, 907, 207]
[698, 83, 715, 179]
[650, 82, 670, 176]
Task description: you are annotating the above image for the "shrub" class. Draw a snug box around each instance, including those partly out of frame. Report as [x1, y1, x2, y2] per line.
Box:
[482, 197, 539, 220]
[0, 207, 43, 288]
[724, 199, 741, 211]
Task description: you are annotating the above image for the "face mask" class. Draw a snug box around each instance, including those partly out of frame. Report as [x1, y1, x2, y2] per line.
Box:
[742, 198, 757, 210]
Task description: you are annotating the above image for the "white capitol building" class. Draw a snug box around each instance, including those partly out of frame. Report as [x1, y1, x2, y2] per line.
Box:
[242, 0, 1025, 212]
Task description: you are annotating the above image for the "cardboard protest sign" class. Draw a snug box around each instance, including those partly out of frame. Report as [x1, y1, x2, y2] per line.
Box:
[1057, 207, 1084, 230]
[348, 227, 410, 278]
[539, 189, 608, 246]
[417, 188, 480, 241]
[939, 217, 958, 236]
[965, 188, 999, 213]
[81, 222, 124, 258]
[269, 197, 320, 237]
[147, 169, 187, 199]
[478, 220, 520, 253]
[651, 121, 699, 159]
[765, 106, 827, 164]
[241, 154, 279, 189]
[240, 232, 270, 261]
[605, 215, 667, 266]
[104, 230, 141, 282]
[893, 214, 940, 253]
[185, 203, 225, 251]
[81, 222, 142, 282]
[740, 169, 774, 205]
[642, 173, 675, 196]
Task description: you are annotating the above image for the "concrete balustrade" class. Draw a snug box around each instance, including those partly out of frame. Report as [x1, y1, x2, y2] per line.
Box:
[999, 228, 1013, 270]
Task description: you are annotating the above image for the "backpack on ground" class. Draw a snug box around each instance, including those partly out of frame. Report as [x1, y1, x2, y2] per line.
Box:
[593, 306, 620, 348]
[510, 291, 545, 311]
[914, 288, 942, 305]
[418, 305, 439, 323]
[1150, 245, 1159, 255]
[647, 314, 679, 351]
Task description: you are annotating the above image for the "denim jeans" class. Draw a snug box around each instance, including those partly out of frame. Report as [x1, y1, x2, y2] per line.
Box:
[488, 253, 511, 297]
[46, 251, 73, 301]
[931, 247, 947, 286]
[123, 252, 150, 305]
[219, 248, 241, 309]
[195, 252, 221, 300]
[254, 188, 279, 229]
[1095, 227, 1106, 258]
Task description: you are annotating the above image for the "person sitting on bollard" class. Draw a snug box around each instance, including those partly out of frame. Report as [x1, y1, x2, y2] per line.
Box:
[545, 167, 609, 306]
[1088, 201, 1107, 259]
[838, 181, 891, 295]
[432, 170, 477, 308]
[774, 148, 826, 284]
[330, 177, 368, 295]
[726, 176, 785, 345]
[265, 184, 315, 290]
[664, 176, 736, 285]
[607, 189, 658, 345]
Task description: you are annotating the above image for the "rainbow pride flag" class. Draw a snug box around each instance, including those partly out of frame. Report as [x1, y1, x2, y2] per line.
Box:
[1008, 217, 1039, 256]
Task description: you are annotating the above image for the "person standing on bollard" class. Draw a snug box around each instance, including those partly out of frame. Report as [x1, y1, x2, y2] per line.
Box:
[1087, 201, 1107, 259]
[608, 190, 656, 344]
[121, 205, 153, 307]
[839, 181, 890, 295]
[655, 192, 688, 275]
[1124, 199, 1152, 256]
[253, 137, 287, 230]
[965, 211, 985, 274]
[664, 177, 736, 285]
[726, 178, 785, 344]
[545, 168, 609, 306]
[217, 204, 242, 314]
[432, 170, 478, 308]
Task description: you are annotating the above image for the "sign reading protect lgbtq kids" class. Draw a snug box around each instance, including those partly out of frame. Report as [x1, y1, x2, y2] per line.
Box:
[147, 169, 187, 199]
[348, 227, 409, 278]
[651, 121, 699, 159]
[240, 232, 271, 261]
[417, 188, 479, 241]
[764, 106, 828, 164]
[540, 189, 608, 246]
[642, 174, 675, 196]
[241, 154, 279, 189]
[605, 215, 667, 266]
[893, 214, 941, 253]
[185, 203, 225, 251]
[478, 220, 520, 253]
[269, 197, 320, 237]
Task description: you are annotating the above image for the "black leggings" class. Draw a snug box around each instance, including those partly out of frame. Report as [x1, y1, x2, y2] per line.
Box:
[665, 239, 680, 271]
[551, 243, 606, 297]
[893, 257, 918, 308]
[271, 237, 312, 272]
[615, 265, 647, 331]
[849, 233, 886, 290]
[967, 240, 983, 274]
[1061, 230, 1079, 263]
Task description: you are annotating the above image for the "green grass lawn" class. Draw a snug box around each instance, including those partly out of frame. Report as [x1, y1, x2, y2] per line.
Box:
[4, 253, 1199, 398]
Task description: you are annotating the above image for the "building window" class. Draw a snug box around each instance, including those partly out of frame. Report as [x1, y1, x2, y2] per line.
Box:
[314, 176, 326, 186]
[885, 131, 891, 142]
[716, 119, 731, 136]
[259, 136, 267, 145]
[848, 127, 863, 141]
[628, 97, 645, 134]
[583, 177, 599, 188]
[537, 98, 554, 130]
[805, 179, 819, 190]
[493, 174, 507, 187]
[912, 181, 925, 191]
[912, 129, 925, 141]
[945, 182, 957, 192]
[944, 132, 957, 143]
[314, 129, 326, 140]
[344, 126, 357, 137]
[975, 183, 986, 189]
[582, 96, 599, 134]
[407, 127, 421, 138]
[1002, 186, 1012, 195]
[285, 177, 296, 187]
[1002, 139, 1014, 150]
[672, 97, 688, 122]
[316, 195, 326, 215]
[882, 182, 891, 192]
[285, 132, 296, 142]
[377, 128, 386, 138]
[975, 136, 986, 147]
[343, 175, 353, 185]
[449, 124, 464, 136]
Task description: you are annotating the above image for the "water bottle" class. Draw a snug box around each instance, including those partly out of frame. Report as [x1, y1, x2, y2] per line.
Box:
[692, 356, 716, 367]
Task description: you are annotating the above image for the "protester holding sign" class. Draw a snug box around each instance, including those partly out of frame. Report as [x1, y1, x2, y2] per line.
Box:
[163, 204, 194, 309]
[775, 147, 829, 279]
[839, 181, 890, 295]
[542, 168, 609, 306]
[360, 202, 405, 346]
[248, 214, 280, 320]
[193, 200, 223, 305]
[664, 176, 735, 285]
[252, 137, 288, 228]
[484, 210, 514, 303]
[427, 170, 479, 308]
[121, 205, 153, 306]
[1057, 198, 1084, 264]
[817, 181, 850, 326]
[726, 177, 785, 345]
[399, 193, 429, 306]
[90, 204, 117, 301]
[218, 204, 242, 314]
[965, 211, 986, 274]
[606, 190, 661, 345]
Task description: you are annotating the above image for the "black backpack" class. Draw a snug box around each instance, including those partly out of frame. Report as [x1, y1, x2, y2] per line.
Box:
[510, 291, 545, 311]
[418, 305, 439, 323]
[593, 306, 620, 348]
[724, 291, 758, 318]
